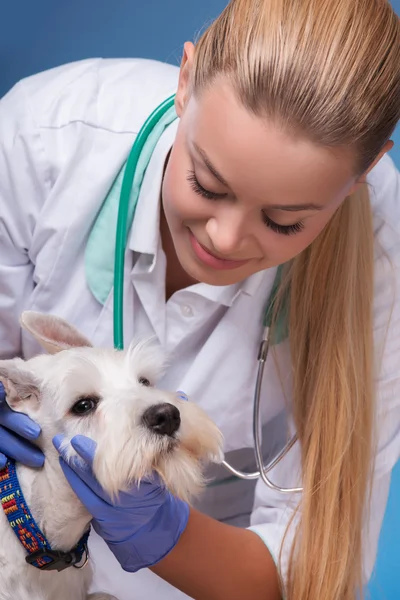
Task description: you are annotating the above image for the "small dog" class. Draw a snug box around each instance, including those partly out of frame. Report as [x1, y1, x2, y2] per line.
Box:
[0, 311, 223, 600]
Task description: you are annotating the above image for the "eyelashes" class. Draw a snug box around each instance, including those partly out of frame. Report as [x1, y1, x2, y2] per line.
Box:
[261, 213, 305, 236]
[187, 170, 305, 236]
[187, 170, 227, 200]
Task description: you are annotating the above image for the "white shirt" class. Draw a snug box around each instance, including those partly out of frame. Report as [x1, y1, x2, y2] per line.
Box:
[0, 58, 399, 599]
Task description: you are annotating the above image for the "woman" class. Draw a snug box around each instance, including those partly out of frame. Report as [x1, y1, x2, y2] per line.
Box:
[0, 0, 399, 598]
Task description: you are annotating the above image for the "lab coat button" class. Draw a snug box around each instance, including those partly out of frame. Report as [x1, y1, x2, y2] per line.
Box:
[181, 305, 193, 317]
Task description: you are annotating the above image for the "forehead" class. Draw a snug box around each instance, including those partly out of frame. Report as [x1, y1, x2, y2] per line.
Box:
[31, 349, 124, 392]
[183, 81, 357, 208]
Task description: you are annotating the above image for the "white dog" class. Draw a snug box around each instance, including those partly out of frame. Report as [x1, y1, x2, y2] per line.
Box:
[0, 311, 223, 600]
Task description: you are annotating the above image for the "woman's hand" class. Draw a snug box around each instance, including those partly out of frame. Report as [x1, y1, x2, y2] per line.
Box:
[54, 433, 280, 599]
[53, 433, 190, 573]
[0, 382, 44, 468]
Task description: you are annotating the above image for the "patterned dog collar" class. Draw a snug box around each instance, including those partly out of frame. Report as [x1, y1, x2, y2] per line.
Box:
[0, 458, 90, 571]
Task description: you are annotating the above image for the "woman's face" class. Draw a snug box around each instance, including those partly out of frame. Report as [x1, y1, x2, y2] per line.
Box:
[161, 46, 388, 288]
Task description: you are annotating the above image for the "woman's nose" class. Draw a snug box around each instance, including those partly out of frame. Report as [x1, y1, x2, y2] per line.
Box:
[205, 212, 247, 256]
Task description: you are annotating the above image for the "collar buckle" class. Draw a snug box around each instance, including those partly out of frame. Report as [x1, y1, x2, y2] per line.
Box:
[25, 545, 88, 572]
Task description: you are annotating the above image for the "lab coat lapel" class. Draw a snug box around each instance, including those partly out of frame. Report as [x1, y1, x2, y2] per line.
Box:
[89, 250, 136, 349]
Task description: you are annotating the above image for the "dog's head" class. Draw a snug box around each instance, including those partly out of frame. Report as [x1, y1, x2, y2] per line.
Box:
[0, 312, 223, 502]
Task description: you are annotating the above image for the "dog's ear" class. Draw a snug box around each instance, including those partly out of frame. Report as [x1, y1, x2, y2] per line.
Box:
[20, 311, 93, 355]
[0, 358, 40, 410]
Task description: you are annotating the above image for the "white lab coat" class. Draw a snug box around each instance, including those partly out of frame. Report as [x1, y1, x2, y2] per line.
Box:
[0, 58, 399, 599]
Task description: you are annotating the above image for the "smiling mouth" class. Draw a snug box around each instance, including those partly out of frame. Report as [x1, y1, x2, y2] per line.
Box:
[188, 230, 251, 270]
[197, 240, 239, 261]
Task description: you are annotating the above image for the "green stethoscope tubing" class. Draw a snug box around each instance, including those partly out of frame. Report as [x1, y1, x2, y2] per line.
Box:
[112, 94, 299, 493]
[114, 94, 177, 350]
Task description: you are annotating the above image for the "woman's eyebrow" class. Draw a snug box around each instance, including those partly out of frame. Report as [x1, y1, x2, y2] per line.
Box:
[193, 143, 229, 186]
[268, 203, 324, 212]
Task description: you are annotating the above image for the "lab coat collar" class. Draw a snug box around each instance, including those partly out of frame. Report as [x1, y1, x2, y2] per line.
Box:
[186, 268, 270, 307]
[128, 119, 178, 260]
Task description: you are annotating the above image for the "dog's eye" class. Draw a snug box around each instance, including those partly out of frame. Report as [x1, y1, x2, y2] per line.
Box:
[138, 377, 151, 387]
[71, 396, 99, 416]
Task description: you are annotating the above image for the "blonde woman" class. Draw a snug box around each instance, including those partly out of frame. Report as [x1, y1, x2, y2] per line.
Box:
[0, 0, 399, 598]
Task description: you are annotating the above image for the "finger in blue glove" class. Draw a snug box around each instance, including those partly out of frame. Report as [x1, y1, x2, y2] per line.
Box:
[52, 433, 189, 572]
[0, 383, 44, 468]
[0, 427, 45, 469]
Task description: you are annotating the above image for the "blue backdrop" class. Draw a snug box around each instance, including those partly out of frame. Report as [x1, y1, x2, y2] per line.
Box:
[1, 1, 399, 597]
[1, 0, 399, 167]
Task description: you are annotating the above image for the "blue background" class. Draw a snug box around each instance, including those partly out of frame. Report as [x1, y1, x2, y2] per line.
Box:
[1, 0, 399, 169]
[1, 1, 399, 597]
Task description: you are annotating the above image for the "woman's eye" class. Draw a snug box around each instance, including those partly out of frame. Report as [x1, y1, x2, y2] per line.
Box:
[71, 396, 99, 416]
[187, 170, 227, 201]
[139, 377, 151, 387]
[187, 168, 304, 236]
[262, 213, 304, 236]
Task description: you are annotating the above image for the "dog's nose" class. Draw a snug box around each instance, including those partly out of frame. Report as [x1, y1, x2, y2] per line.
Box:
[142, 403, 181, 437]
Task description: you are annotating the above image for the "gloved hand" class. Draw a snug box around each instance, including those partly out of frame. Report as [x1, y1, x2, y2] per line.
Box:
[0, 382, 44, 469]
[53, 433, 190, 573]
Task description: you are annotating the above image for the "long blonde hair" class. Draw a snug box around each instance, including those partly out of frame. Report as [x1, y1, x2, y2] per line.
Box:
[192, 1, 400, 598]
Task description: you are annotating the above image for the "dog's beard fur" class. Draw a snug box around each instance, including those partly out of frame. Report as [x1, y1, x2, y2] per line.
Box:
[91, 397, 223, 502]
[52, 388, 223, 503]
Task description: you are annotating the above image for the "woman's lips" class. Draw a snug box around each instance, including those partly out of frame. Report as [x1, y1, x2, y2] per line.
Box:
[188, 231, 250, 271]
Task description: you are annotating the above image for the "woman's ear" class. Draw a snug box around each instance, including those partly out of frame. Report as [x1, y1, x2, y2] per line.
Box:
[175, 42, 196, 118]
[348, 139, 394, 195]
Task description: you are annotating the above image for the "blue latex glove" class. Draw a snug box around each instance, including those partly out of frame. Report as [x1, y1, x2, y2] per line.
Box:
[53, 433, 190, 573]
[0, 382, 44, 469]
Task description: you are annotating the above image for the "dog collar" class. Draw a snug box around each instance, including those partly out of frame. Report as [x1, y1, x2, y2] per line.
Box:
[0, 458, 90, 571]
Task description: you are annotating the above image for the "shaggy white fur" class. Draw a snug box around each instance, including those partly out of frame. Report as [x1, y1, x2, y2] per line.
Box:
[0, 311, 223, 600]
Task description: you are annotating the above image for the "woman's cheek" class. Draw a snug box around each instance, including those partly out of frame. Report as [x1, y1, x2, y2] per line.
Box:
[279, 218, 333, 260]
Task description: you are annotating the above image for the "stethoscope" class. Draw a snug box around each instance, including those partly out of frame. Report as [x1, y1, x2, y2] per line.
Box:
[112, 94, 302, 494]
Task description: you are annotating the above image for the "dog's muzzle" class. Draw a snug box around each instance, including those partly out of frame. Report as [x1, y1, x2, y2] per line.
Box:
[142, 403, 181, 437]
